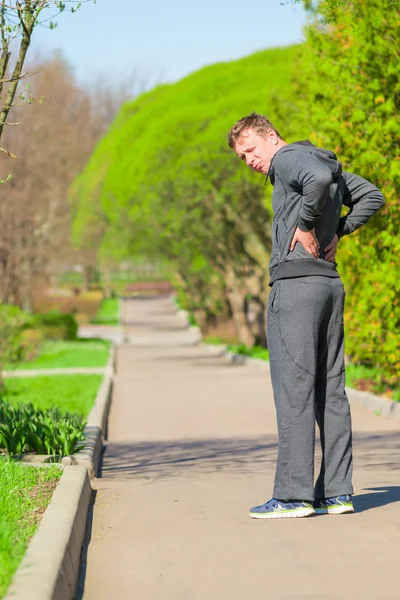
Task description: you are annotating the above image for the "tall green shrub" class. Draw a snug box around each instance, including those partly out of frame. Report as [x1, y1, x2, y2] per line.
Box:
[298, 0, 400, 381]
[70, 46, 309, 345]
[0, 305, 34, 367]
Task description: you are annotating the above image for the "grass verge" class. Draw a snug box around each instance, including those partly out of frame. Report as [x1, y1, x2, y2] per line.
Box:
[227, 343, 269, 361]
[2, 375, 103, 417]
[7, 339, 111, 371]
[203, 337, 269, 361]
[345, 363, 400, 402]
[0, 460, 61, 598]
[90, 299, 119, 325]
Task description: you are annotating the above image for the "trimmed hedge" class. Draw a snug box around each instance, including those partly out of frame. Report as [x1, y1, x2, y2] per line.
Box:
[33, 310, 78, 341]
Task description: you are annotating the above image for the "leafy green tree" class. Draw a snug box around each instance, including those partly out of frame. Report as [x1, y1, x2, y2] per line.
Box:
[71, 46, 306, 345]
[297, 0, 400, 380]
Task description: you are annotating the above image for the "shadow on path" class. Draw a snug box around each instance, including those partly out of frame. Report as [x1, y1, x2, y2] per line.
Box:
[97, 431, 400, 484]
[75, 489, 97, 600]
[354, 486, 400, 512]
[100, 436, 278, 480]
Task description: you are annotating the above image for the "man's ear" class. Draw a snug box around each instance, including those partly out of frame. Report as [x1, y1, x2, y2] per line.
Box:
[268, 129, 279, 145]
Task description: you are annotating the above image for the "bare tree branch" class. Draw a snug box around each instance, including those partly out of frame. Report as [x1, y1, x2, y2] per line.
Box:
[0, 0, 96, 162]
[0, 145, 16, 157]
[0, 70, 34, 84]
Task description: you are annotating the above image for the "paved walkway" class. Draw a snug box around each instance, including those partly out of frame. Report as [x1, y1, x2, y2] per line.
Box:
[78, 297, 400, 600]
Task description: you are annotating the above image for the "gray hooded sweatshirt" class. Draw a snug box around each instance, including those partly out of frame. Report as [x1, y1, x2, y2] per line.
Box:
[267, 140, 385, 285]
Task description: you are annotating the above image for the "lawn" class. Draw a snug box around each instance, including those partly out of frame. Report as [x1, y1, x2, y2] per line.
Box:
[90, 298, 119, 325]
[345, 363, 400, 402]
[2, 375, 103, 417]
[228, 343, 269, 361]
[0, 460, 61, 598]
[7, 339, 111, 370]
[203, 337, 269, 361]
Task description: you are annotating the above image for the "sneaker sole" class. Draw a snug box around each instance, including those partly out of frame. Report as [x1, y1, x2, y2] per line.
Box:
[315, 504, 354, 515]
[249, 508, 316, 519]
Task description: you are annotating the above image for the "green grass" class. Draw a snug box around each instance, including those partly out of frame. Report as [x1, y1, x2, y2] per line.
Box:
[58, 270, 83, 286]
[7, 339, 111, 370]
[228, 343, 269, 361]
[0, 460, 61, 598]
[7, 339, 111, 371]
[204, 337, 269, 361]
[2, 375, 103, 417]
[345, 363, 400, 401]
[187, 313, 198, 327]
[90, 299, 119, 325]
[203, 336, 226, 345]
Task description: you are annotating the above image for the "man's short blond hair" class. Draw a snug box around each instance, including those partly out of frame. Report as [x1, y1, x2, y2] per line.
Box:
[227, 112, 282, 149]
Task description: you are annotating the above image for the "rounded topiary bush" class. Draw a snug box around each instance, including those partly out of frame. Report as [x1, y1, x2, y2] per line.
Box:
[33, 311, 78, 341]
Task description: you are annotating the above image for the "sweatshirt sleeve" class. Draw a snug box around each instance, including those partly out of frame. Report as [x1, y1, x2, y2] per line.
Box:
[278, 151, 334, 232]
[336, 171, 385, 239]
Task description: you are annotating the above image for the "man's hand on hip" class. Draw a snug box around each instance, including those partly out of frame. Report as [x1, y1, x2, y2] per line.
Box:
[290, 227, 319, 259]
[324, 234, 339, 263]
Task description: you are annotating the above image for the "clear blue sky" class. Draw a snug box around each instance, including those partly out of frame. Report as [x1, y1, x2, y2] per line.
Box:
[31, 0, 308, 90]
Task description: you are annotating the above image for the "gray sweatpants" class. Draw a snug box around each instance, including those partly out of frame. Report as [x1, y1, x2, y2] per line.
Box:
[267, 275, 353, 502]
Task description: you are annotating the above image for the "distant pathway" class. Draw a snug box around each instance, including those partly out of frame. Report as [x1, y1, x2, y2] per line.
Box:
[78, 296, 400, 600]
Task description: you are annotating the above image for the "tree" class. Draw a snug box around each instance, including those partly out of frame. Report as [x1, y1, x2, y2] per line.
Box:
[0, 0, 95, 181]
[287, 0, 383, 22]
[296, 0, 400, 380]
[71, 46, 307, 345]
[0, 56, 98, 305]
[0, 54, 137, 307]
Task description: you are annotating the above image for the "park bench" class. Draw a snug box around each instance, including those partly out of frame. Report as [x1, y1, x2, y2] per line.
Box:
[125, 281, 174, 296]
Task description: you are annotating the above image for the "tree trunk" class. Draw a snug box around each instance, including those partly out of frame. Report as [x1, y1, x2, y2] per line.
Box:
[247, 296, 267, 347]
[225, 266, 255, 347]
[241, 268, 268, 347]
[226, 289, 255, 347]
[82, 265, 92, 292]
[0, 6, 35, 141]
[102, 262, 112, 298]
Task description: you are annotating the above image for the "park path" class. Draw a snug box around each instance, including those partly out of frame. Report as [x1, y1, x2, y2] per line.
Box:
[78, 297, 400, 600]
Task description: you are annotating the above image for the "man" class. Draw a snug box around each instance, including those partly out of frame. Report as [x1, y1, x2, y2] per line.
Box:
[228, 112, 385, 519]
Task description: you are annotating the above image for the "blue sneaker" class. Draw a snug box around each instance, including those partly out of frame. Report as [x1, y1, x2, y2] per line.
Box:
[314, 494, 354, 515]
[249, 498, 315, 519]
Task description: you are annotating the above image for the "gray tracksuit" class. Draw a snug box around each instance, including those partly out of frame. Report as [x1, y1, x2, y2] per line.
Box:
[266, 141, 384, 501]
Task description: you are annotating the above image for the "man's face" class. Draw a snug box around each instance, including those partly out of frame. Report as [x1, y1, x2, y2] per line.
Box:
[234, 127, 279, 175]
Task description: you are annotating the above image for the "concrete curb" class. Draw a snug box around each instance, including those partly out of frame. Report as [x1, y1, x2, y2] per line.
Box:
[345, 386, 400, 420]
[73, 368, 114, 477]
[176, 309, 189, 325]
[5, 465, 91, 600]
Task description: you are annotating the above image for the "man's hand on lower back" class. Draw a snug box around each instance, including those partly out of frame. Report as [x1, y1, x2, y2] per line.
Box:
[324, 234, 339, 263]
[290, 227, 319, 259]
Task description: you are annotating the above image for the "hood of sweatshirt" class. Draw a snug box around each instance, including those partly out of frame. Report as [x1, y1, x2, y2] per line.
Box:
[266, 140, 342, 185]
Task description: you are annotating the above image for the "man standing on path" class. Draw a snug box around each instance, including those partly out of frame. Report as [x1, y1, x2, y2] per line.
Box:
[228, 112, 385, 519]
